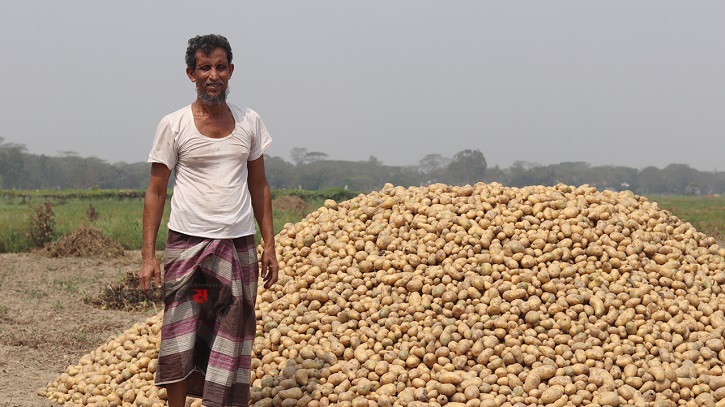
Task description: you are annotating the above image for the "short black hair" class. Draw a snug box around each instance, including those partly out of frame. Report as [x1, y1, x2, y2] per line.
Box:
[185, 34, 233, 70]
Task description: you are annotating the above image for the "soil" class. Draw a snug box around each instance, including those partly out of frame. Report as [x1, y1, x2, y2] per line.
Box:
[0, 250, 159, 406]
[272, 195, 312, 215]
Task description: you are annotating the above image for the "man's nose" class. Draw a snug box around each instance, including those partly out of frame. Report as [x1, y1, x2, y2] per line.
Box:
[209, 68, 220, 80]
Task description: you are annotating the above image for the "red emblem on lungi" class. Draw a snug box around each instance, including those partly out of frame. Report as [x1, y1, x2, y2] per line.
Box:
[193, 289, 208, 304]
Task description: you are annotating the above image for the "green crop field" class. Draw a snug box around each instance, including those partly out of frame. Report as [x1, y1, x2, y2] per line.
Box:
[0, 195, 158, 252]
[0, 189, 723, 253]
[0, 189, 337, 253]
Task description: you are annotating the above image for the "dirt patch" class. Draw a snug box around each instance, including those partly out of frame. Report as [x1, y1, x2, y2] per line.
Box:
[272, 195, 312, 214]
[44, 226, 125, 258]
[0, 251, 157, 406]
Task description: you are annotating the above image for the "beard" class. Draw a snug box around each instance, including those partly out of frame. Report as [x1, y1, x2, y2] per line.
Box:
[198, 84, 230, 106]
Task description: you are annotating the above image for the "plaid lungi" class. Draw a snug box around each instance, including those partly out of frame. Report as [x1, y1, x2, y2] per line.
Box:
[155, 230, 259, 407]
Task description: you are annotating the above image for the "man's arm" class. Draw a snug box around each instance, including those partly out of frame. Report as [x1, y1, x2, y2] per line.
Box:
[139, 162, 171, 292]
[248, 155, 279, 289]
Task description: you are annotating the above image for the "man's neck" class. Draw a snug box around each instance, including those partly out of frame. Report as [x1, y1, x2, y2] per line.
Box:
[193, 99, 228, 118]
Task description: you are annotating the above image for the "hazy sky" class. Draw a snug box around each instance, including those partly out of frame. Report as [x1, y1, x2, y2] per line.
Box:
[1, 1, 724, 171]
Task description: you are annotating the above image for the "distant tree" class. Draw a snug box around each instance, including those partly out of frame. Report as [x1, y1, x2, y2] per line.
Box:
[4, 139, 725, 195]
[290, 147, 308, 166]
[511, 160, 542, 171]
[110, 162, 151, 189]
[418, 154, 450, 175]
[305, 151, 329, 163]
[0, 139, 27, 189]
[483, 165, 506, 184]
[368, 156, 382, 166]
[662, 164, 698, 195]
[445, 149, 487, 185]
[290, 147, 329, 165]
[508, 162, 555, 187]
[587, 166, 639, 192]
[265, 156, 298, 189]
[638, 166, 667, 194]
[551, 162, 591, 186]
[507, 162, 530, 187]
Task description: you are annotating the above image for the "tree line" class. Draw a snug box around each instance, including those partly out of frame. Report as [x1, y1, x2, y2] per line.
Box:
[1, 139, 724, 195]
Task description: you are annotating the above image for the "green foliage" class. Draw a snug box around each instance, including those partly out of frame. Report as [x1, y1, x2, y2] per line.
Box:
[445, 149, 487, 185]
[0, 189, 148, 201]
[493, 163, 725, 195]
[0, 139, 151, 189]
[5, 140, 725, 195]
[271, 187, 360, 203]
[27, 200, 56, 247]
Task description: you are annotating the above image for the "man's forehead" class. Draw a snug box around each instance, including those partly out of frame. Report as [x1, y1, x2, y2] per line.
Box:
[195, 48, 229, 64]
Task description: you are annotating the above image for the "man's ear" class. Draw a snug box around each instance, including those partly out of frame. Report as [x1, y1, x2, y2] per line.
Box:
[186, 67, 196, 82]
[229, 63, 234, 78]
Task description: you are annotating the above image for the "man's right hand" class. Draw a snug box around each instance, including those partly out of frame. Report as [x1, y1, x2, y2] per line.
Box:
[140, 163, 170, 296]
[140, 256, 162, 294]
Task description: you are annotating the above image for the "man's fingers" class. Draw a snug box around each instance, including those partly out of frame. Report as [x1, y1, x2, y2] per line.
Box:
[263, 267, 278, 289]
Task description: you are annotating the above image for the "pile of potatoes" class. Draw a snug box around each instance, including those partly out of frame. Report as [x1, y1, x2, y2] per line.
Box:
[46, 182, 725, 407]
[40, 313, 178, 407]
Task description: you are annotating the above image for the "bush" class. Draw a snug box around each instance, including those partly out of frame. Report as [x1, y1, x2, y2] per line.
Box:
[86, 203, 99, 222]
[27, 200, 56, 247]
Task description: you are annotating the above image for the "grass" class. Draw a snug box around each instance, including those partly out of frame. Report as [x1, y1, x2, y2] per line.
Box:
[0, 197, 164, 253]
[646, 195, 725, 243]
[0, 194, 329, 253]
[52, 273, 89, 296]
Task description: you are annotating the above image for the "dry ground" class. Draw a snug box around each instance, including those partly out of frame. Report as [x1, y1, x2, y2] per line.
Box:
[0, 250, 158, 407]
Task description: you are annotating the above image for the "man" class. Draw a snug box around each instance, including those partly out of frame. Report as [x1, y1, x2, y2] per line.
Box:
[139, 34, 279, 407]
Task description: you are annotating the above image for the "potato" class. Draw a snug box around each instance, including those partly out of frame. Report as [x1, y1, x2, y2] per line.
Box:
[48, 183, 725, 407]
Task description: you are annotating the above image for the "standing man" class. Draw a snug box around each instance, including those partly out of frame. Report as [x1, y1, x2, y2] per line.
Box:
[139, 34, 279, 407]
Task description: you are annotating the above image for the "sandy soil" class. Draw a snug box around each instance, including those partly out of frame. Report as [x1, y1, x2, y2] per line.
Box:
[0, 251, 159, 407]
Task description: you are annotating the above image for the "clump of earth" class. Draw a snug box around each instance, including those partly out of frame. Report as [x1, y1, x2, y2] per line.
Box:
[273, 195, 313, 215]
[46, 226, 125, 258]
[85, 271, 163, 312]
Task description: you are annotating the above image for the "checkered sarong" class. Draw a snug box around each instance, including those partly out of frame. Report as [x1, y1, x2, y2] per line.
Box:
[155, 230, 258, 407]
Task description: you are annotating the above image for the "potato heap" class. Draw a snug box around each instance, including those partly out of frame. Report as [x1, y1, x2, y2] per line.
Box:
[44, 182, 725, 407]
[40, 313, 187, 407]
[251, 183, 725, 407]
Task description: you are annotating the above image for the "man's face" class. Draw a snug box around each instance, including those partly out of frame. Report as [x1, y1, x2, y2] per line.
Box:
[187, 47, 234, 105]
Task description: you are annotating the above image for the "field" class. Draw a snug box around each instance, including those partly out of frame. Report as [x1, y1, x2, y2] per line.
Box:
[0, 189, 340, 253]
[0, 190, 723, 405]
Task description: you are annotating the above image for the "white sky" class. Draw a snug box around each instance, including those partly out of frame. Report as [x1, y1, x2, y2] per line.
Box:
[1, 1, 723, 171]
